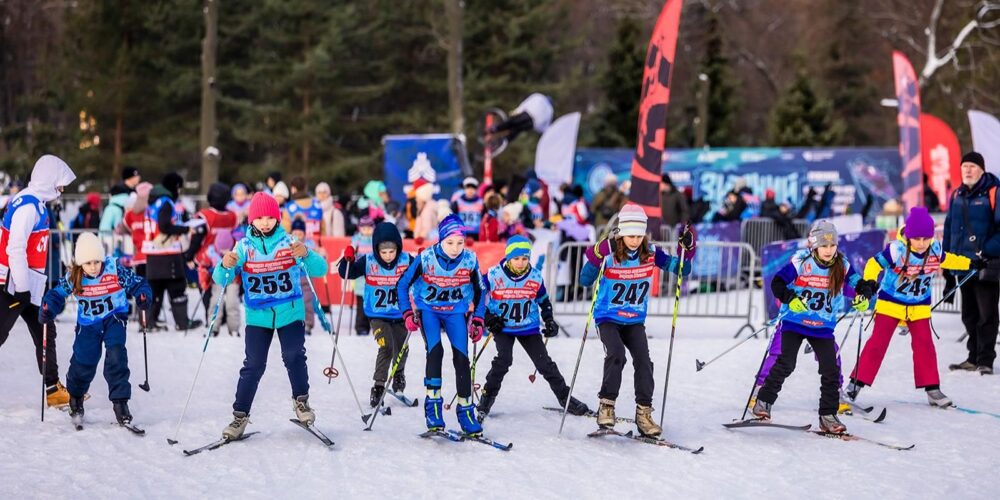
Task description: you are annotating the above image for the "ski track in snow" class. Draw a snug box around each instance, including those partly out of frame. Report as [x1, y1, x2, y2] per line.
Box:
[2, 308, 998, 499]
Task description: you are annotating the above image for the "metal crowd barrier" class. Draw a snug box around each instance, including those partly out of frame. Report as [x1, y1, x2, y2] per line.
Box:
[547, 240, 756, 337]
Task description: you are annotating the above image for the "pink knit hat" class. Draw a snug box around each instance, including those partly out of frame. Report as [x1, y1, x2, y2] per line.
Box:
[248, 192, 280, 223]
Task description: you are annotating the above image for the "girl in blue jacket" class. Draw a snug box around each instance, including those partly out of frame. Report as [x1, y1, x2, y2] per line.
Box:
[580, 203, 694, 438]
[396, 214, 487, 435]
[213, 193, 328, 440]
[40, 232, 152, 428]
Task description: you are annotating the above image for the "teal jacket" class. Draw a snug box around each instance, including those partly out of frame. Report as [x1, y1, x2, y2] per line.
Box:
[212, 226, 328, 329]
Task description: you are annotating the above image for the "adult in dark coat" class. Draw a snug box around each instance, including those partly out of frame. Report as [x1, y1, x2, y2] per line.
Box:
[943, 152, 1000, 374]
[145, 173, 202, 331]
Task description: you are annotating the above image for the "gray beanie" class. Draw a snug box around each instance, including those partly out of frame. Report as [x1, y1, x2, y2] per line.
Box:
[808, 219, 838, 248]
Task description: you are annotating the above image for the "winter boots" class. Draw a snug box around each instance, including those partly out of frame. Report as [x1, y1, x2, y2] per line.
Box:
[223, 411, 250, 440]
[635, 405, 662, 438]
[424, 392, 445, 430]
[293, 395, 315, 425]
[46, 381, 70, 408]
[370, 385, 385, 408]
[925, 388, 952, 407]
[558, 395, 590, 416]
[747, 385, 761, 410]
[818, 414, 847, 434]
[391, 373, 406, 394]
[112, 400, 132, 425]
[69, 395, 85, 427]
[978, 366, 994, 375]
[476, 389, 496, 422]
[596, 398, 616, 429]
[455, 398, 483, 436]
[752, 399, 772, 420]
[949, 360, 976, 371]
[844, 380, 864, 401]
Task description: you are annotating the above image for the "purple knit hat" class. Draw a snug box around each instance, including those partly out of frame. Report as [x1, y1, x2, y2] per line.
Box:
[904, 207, 935, 239]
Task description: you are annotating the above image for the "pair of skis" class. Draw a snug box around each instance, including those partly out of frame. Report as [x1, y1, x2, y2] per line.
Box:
[724, 418, 914, 450]
[419, 429, 512, 451]
[181, 419, 334, 456]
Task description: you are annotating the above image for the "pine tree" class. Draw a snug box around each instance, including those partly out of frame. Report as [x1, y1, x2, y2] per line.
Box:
[701, 10, 738, 147]
[768, 68, 845, 147]
[592, 15, 643, 148]
[821, 0, 882, 146]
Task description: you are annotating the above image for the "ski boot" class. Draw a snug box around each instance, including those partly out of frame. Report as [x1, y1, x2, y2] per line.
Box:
[747, 384, 761, 410]
[596, 398, 616, 429]
[949, 360, 976, 371]
[113, 400, 133, 425]
[818, 414, 847, 434]
[455, 398, 483, 436]
[424, 391, 445, 430]
[391, 373, 406, 394]
[558, 394, 590, 416]
[844, 379, 864, 401]
[46, 381, 70, 408]
[925, 388, 953, 407]
[635, 405, 662, 438]
[69, 395, 85, 427]
[752, 399, 772, 420]
[477, 389, 496, 422]
[223, 411, 250, 440]
[370, 385, 385, 408]
[293, 395, 315, 425]
[978, 366, 994, 376]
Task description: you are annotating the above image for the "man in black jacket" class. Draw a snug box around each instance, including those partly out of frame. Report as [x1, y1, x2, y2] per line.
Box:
[943, 152, 1000, 375]
[144, 173, 203, 331]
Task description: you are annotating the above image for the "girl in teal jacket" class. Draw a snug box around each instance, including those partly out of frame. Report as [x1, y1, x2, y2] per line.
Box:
[212, 193, 328, 440]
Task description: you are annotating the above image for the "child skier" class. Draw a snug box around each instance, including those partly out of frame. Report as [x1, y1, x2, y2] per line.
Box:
[846, 207, 979, 407]
[40, 232, 152, 427]
[579, 203, 695, 438]
[750, 220, 875, 433]
[338, 222, 413, 408]
[477, 235, 590, 420]
[213, 193, 329, 440]
[351, 216, 375, 335]
[396, 214, 487, 435]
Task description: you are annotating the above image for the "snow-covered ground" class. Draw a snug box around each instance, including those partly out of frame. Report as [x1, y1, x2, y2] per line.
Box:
[2, 302, 999, 499]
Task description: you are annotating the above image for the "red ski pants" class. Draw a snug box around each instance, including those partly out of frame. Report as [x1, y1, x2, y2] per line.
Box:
[850, 313, 939, 388]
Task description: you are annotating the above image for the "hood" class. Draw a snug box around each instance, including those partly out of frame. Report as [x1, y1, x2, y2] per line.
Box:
[150, 184, 173, 202]
[110, 184, 131, 196]
[364, 180, 386, 207]
[207, 182, 231, 211]
[162, 173, 183, 200]
[108, 192, 131, 208]
[372, 222, 402, 267]
[27, 154, 76, 202]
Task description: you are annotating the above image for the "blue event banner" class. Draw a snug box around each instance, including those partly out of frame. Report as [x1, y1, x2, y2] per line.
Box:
[760, 229, 886, 320]
[574, 148, 902, 219]
[383, 134, 469, 204]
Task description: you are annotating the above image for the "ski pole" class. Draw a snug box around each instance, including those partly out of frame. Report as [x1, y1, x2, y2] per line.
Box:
[658, 246, 686, 428]
[445, 332, 493, 410]
[558, 256, 607, 436]
[138, 309, 151, 392]
[931, 270, 976, 312]
[324, 257, 351, 383]
[185, 285, 213, 337]
[167, 274, 229, 445]
[696, 312, 788, 372]
[528, 337, 550, 382]
[41, 321, 47, 422]
[293, 253, 370, 422]
[739, 317, 784, 422]
[364, 331, 413, 430]
[316, 237, 339, 328]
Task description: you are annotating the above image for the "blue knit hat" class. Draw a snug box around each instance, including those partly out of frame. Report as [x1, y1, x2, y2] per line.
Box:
[437, 214, 467, 240]
[505, 235, 532, 259]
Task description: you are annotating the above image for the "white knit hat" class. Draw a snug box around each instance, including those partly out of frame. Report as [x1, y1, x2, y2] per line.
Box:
[74, 232, 105, 264]
[617, 203, 648, 237]
[272, 181, 290, 200]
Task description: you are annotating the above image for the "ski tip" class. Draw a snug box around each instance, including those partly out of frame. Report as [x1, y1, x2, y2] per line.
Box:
[384, 407, 392, 416]
[361, 413, 372, 423]
[695, 360, 705, 371]
[166, 438, 179, 445]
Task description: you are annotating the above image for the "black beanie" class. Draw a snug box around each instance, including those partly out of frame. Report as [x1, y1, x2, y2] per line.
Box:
[962, 151, 985, 170]
[162, 172, 184, 199]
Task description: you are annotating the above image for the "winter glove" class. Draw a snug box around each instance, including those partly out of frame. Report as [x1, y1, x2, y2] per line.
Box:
[542, 318, 559, 338]
[676, 223, 697, 260]
[788, 297, 808, 313]
[414, 237, 425, 246]
[485, 314, 505, 336]
[403, 310, 421, 332]
[136, 293, 152, 310]
[468, 316, 485, 342]
[222, 251, 239, 269]
[343, 245, 356, 263]
[971, 257, 989, 270]
[585, 238, 612, 266]
[853, 279, 878, 300]
[851, 295, 869, 312]
[942, 272, 957, 304]
[38, 303, 56, 324]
